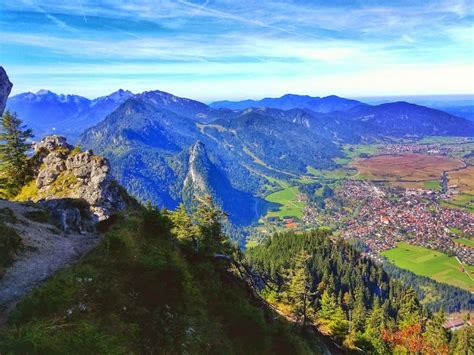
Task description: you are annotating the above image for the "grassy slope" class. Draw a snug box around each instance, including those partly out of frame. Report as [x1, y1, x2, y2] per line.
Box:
[0, 207, 317, 354]
[265, 186, 304, 219]
[382, 242, 474, 291]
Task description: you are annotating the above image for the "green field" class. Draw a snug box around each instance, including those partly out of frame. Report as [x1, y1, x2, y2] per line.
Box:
[418, 136, 472, 144]
[423, 180, 440, 191]
[454, 238, 474, 248]
[264, 186, 304, 219]
[334, 144, 380, 165]
[306, 166, 357, 180]
[441, 193, 474, 213]
[382, 243, 474, 291]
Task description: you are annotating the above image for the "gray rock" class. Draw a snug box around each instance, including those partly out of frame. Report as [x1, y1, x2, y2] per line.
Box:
[0, 66, 12, 115]
[33, 135, 72, 154]
[31, 135, 126, 223]
[36, 168, 60, 188]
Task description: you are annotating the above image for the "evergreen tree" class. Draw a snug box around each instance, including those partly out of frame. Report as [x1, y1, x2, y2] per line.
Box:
[351, 287, 366, 333]
[424, 310, 449, 354]
[317, 289, 348, 340]
[364, 298, 389, 353]
[170, 204, 199, 251]
[450, 325, 474, 355]
[286, 251, 313, 325]
[192, 195, 229, 255]
[397, 288, 421, 328]
[0, 111, 33, 197]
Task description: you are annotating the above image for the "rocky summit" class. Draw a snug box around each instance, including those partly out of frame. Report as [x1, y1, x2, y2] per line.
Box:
[0, 66, 12, 115]
[19, 135, 127, 226]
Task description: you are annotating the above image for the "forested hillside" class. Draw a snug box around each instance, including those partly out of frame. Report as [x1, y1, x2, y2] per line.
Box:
[246, 231, 473, 353]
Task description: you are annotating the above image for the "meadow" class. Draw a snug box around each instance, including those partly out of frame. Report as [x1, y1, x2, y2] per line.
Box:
[334, 144, 380, 165]
[264, 186, 304, 219]
[382, 242, 474, 291]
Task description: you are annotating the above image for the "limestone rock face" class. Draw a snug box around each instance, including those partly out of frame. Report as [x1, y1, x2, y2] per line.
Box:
[0, 66, 13, 115]
[30, 135, 127, 223]
[33, 135, 72, 153]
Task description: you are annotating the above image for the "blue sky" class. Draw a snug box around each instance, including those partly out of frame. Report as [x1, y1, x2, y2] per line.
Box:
[1, 0, 473, 101]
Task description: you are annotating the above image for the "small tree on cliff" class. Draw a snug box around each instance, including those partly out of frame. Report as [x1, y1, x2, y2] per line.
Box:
[0, 110, 33, 197]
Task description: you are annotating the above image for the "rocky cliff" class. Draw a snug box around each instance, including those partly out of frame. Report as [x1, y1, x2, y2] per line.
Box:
[0, 66, 12, 115]
[17, 135, 127, 226]
[182, 141, 213, 199]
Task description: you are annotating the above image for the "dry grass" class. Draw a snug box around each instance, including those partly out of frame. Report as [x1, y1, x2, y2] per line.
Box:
[352, 154, 465, 182]
[449, 166, 474, 194]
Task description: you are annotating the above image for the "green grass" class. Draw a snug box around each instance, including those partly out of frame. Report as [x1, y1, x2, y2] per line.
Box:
[418, 136, 472, 144]
[264, 186, 304, 219]
[423, 180, 440, 191]
[382, 242, 474, 291]
[454, 238, 474, 248]
[440, 193, 474, 213]
[335, 144, 380, 165]
[306, 166, 357, 180]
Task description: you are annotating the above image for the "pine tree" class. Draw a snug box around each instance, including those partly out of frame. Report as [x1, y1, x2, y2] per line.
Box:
[449, 325, 474, 355]
[397, 288, 421, 328]
[364, 298, 389, 353]
[317, 289, 348, 339]
[423, 310, 449, 354]
[286, 250, 314, 324]
[0, 111, 33, 197]
[351, 287, 366, 333]
[170, 204, 199, 251]
[192, 195, 229, 255]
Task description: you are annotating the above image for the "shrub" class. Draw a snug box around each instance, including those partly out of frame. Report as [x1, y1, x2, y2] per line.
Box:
[23, 209, 50, 223]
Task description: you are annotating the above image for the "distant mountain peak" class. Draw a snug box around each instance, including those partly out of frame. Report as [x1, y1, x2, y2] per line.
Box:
[36, 89, 54, 96]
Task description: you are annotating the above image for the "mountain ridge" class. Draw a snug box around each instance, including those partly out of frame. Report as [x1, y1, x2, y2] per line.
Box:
[210, 93, 366, 112]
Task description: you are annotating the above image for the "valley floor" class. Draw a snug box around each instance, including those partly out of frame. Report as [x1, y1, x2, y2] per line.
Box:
[251, 137, 474, 293]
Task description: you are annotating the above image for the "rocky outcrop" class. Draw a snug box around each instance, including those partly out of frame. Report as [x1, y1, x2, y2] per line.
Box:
[24, 135, 127, 226]
[183, 141, 213, 196]
[0, 66, 13, 115]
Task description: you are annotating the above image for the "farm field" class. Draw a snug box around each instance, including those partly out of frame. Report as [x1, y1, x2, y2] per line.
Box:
[382, 242, 474, 291]
[264, 186, 304, 219]
[449, 166, 474, 194]
[454, 238, 474, 248]
[441, 193, 474, 213]
[352, 154, 465, 182]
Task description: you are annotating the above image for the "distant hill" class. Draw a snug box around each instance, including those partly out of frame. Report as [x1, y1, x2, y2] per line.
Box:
[6, 89, 133, 142]
[210, 94, 365, 112]
[436, 105, 474, 122]
[346, 101, 474, 137]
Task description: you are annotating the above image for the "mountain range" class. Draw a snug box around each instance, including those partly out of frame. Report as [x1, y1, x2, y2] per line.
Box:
[7, 88, 474, 226]
[6, 89, 133, 141]
[210, 94, 365, 112]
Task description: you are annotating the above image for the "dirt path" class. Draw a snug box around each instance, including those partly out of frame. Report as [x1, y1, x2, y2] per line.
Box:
[0, 200, 100, 324]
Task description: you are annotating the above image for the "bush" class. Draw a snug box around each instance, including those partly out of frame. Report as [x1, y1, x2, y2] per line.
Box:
[23, 209, 50, 223]
[0, 222, 22, 270]
[0, 207, 17, 224]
